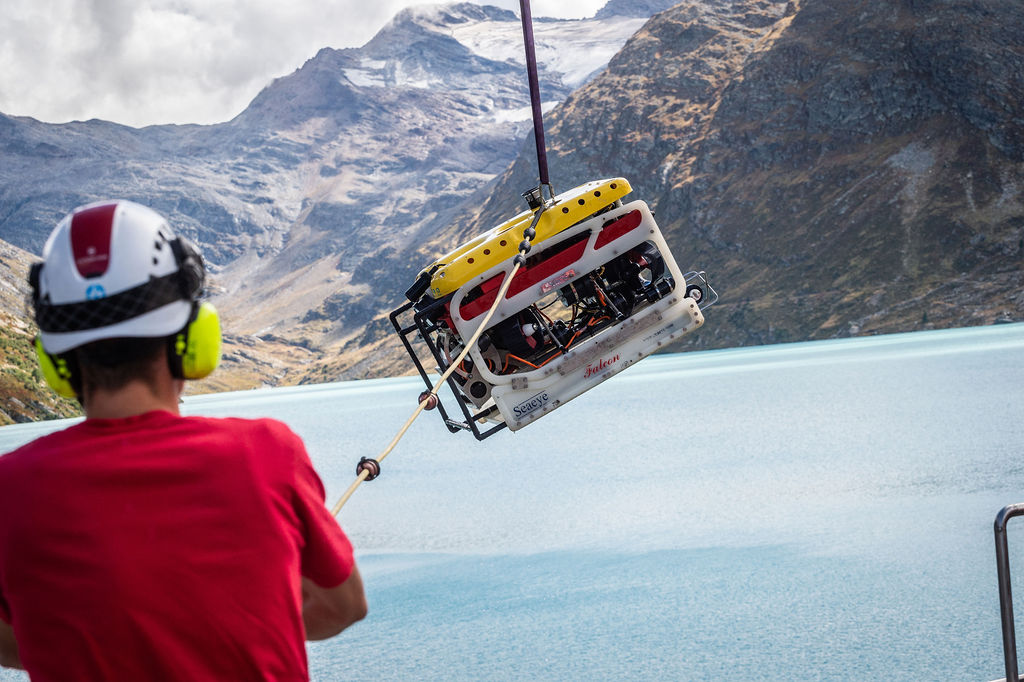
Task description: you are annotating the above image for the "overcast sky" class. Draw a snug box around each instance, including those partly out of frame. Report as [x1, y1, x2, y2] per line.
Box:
[0, 0, 608, 129]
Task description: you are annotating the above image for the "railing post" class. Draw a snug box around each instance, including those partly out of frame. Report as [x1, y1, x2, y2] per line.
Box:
[994, 503, 1024, 682]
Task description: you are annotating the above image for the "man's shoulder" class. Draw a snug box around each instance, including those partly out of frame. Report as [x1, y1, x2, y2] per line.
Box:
[185, 414, 298, 439]
[178, 416, 310, 482]
[180, 415, 305, 454]
[0, 424, 87, 492]
[1, 420, 85, 461]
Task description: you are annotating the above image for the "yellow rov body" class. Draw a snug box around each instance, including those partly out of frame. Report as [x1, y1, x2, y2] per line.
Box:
[425, 178, 634, 298]
[391, 178, 716, 440]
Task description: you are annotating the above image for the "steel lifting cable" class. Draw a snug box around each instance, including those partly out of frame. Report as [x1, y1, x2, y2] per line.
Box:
[519, 0, 551, 196]
[331, 0, 553, 516]
[330, 212, 543, 516]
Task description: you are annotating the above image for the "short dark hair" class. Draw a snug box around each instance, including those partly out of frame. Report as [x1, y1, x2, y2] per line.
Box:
[74, 337, 170, 394]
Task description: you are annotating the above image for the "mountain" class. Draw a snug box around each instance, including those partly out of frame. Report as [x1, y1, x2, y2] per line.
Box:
[0, 2, 653, 421]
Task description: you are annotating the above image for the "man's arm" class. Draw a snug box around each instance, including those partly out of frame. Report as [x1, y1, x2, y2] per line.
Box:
[0, 620, 22, 670]
[301, 564, 367, 641]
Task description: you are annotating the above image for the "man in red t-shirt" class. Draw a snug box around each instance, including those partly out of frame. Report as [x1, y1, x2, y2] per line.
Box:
[0, 201, 366, 680]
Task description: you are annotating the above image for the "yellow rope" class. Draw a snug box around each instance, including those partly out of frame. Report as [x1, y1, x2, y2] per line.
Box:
[330, 256, 528, 517]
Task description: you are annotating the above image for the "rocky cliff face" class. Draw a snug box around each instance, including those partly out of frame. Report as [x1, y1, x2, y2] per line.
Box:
[680, 0, 1024, 345]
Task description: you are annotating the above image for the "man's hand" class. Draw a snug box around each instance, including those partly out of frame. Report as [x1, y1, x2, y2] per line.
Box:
[301, 565, 367, 641]
[0, 620, 22, 670]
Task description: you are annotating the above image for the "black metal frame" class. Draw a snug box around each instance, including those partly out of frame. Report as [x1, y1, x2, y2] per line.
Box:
[389, 298, 508, 441]
[389, 268, 719, 442]
[995, 503, 1024, 682]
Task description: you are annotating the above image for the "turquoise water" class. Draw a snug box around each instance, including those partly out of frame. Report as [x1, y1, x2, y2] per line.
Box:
[3, 324, 1024, 680]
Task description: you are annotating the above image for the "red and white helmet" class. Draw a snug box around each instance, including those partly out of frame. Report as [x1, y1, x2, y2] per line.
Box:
[31, 200, 204, 354]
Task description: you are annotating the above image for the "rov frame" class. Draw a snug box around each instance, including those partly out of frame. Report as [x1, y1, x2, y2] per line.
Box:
[390, 178, 717, 440]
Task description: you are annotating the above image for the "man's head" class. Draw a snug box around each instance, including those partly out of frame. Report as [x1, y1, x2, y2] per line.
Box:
[28, 200, 221, 401]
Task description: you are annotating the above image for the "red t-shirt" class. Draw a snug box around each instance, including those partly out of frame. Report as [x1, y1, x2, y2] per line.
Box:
[0, 410, 354, 681]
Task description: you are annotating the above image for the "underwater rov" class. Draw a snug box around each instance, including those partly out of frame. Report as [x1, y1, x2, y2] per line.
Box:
[334, 0, 719, 512]
[383, 0, 716, 442]
[389, 177, 717, 440]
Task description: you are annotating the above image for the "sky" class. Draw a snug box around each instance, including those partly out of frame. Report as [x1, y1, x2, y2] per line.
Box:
[0, 0, 608, 129]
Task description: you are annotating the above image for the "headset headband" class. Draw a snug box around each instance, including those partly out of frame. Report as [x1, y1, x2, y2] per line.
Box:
[34, 271, 187, 334]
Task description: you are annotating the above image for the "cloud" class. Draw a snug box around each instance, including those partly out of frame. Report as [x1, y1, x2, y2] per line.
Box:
[0, 0, 608, 127]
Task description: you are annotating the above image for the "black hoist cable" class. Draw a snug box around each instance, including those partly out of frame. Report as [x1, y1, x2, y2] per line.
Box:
[331, 2, 553, 516]
[519, 0, 553, 199]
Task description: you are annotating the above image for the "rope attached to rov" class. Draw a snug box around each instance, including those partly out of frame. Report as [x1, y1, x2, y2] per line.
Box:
[330, 0, 552, 517]
[330, 213, 543, 517]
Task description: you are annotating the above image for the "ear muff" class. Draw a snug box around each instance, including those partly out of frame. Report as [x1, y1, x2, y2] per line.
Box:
[34, 337, 78, 399]
[168, 302, 221, 380]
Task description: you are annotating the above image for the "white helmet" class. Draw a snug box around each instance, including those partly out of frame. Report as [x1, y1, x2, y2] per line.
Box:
[30, 200, 204, 354]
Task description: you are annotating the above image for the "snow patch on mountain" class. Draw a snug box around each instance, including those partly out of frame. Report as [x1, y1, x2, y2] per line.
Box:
[492, 100, 560, 123]
[449, 16, 647, 88]
[342, 59, 389, 87]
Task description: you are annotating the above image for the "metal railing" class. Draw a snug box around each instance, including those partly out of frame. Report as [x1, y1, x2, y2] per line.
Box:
[994, 503, 1024, 682]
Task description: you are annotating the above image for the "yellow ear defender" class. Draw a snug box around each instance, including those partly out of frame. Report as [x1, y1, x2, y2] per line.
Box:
[34, 337, 78, 399]
[169, 301, 222, 380]
[34, 302, 221, 396]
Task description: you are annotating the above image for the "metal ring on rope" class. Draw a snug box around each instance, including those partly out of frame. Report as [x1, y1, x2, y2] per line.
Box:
[356, 457, 381, 481]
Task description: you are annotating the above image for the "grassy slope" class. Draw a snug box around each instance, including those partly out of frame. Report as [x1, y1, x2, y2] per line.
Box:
[0, 311, 81, 425]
